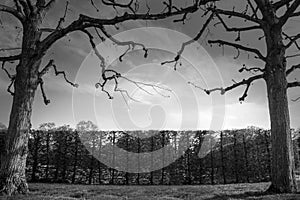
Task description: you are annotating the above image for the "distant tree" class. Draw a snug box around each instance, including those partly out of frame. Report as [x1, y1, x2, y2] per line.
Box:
[38, 123, 56, 180]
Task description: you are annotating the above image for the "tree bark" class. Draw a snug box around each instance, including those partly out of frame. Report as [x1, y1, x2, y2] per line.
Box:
[0, 16, 42, 194]
[0, 60, 40, 195]
[265, 26, 298, 193]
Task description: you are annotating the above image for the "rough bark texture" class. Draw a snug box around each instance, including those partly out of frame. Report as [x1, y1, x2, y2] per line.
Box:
[0, 16, 41, 195]
[264, 25, 297, 193]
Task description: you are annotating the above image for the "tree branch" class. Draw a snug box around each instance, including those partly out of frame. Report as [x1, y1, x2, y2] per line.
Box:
[215, 13, 261, 32]
[39, 1, 215, 54]
[38, 78, 50, 105]
[204, 74, 264, 102]
[99, 26, 148, 61]
[208, 6, 263, 24]
[39, 59, 78, 88]
[161, 13, 214, 69]
[288, 81, 300, 88]
[286, 64, 300, 76]
[279, 0, 300, 25]
[208, 39, 265, 61]
[0, 4, 24, 23]
[0, 54, 21, 62]
[273, 0, 293, 10]
[1, 61, 16, 96]
[284, 32, 300, 50]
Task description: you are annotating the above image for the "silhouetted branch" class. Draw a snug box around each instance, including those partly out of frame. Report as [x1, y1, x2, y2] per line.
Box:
[38, 59, 78, 105]
[99, 26, 148, 61]
[39, 59, 78, 87]
[161, 13, 214, 69]
[40, 0, 215, 54]
[279, 0, 300, 25]
[288, 81, 300, 88]
[273, 0, 293, 10]
[204, 74, 264, 102]
[239, 64, 264, 73]
[0, 54, 21, 62]
[208, 6, 263, 24]
[247, 0, 259, 19]
[286, 64, 300, 76]
[1, 61, 16, 96]
[292, 96, 300, 102]
[284, 32, 300, 50]
[0, 4, 24, 22]
[56, 1, 69, 29]
[215, 13, 261, 32]
[38, 78, 50, 105]
[208, 39, 265, 61]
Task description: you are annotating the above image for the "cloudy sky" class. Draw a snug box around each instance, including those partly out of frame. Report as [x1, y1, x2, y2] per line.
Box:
[0, 0, 300, 130]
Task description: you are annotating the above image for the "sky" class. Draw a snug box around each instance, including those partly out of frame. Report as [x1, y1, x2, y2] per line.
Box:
[0, 0, 300, 131]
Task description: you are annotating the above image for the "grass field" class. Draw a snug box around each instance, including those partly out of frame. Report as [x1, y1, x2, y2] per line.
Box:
[1, 182, 300, 200]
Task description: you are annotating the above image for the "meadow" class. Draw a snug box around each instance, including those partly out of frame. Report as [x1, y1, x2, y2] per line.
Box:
[1, 182, 300, 200]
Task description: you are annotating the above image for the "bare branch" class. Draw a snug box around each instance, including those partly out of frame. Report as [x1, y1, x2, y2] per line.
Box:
[1, 61, 16, 96]
[102, 0, 135, 13]
[0, 4, 24, 22]
[204, 74, 264, 102]
[13, 0, 23, 14]
[39, 59, 78, 88]
[273, 0, 293, 10]
[0, 54, 21, 62]
[43, 0, 56, 13]
[208, 39, 265, 61]
[39, 1, 209, 54]
[283, 32, 300, 50]
[38, 78, 50, 105]
[56, 1, 69, 30]
[288, 81, 300, 88]
[161, 13, 214, 69]
[286, 64, 300, 76]
[0, 47, 21, 51]
[1, 61, 15, 80]
[292, 96, 300, 102]
[215, 13, 261, 32]
[239, 64, 264, 73]
[208, 6, 263, 24]
[279, 0, 300, 25]
[247, 0, 259, 19]
[7, 78, 15, 96]
[99, 26, 148, 61]
[286, 53, 300, 59]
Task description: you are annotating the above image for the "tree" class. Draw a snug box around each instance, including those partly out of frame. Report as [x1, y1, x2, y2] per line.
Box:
[177, 0, 300, 193]
[0, 0, 217, 195]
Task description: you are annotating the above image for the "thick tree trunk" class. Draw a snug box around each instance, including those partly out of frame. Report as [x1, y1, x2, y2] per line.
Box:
[0, 16, 42, 194]
[266, 69, 297, 193]
[264, 24, 298, 193]
[0, 61, 40, 195]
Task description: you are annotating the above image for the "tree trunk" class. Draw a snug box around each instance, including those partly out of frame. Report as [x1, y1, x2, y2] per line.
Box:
[266, 70, 297, 192]
[265, 26, 297, 193]
[0, 60, 40, 195]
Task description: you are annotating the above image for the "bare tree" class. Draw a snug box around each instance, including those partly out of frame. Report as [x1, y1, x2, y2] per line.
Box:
[184, 0, 300, 193]
[0, 0, 219, 195]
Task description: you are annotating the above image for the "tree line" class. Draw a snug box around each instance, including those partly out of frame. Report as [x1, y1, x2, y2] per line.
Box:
[1, 123, 298, 185]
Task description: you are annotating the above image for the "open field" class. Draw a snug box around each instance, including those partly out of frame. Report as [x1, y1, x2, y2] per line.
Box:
[1, 183, 300, 200]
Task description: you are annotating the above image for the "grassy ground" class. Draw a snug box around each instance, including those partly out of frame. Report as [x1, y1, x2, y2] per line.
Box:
[1, 182, 300, 200]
